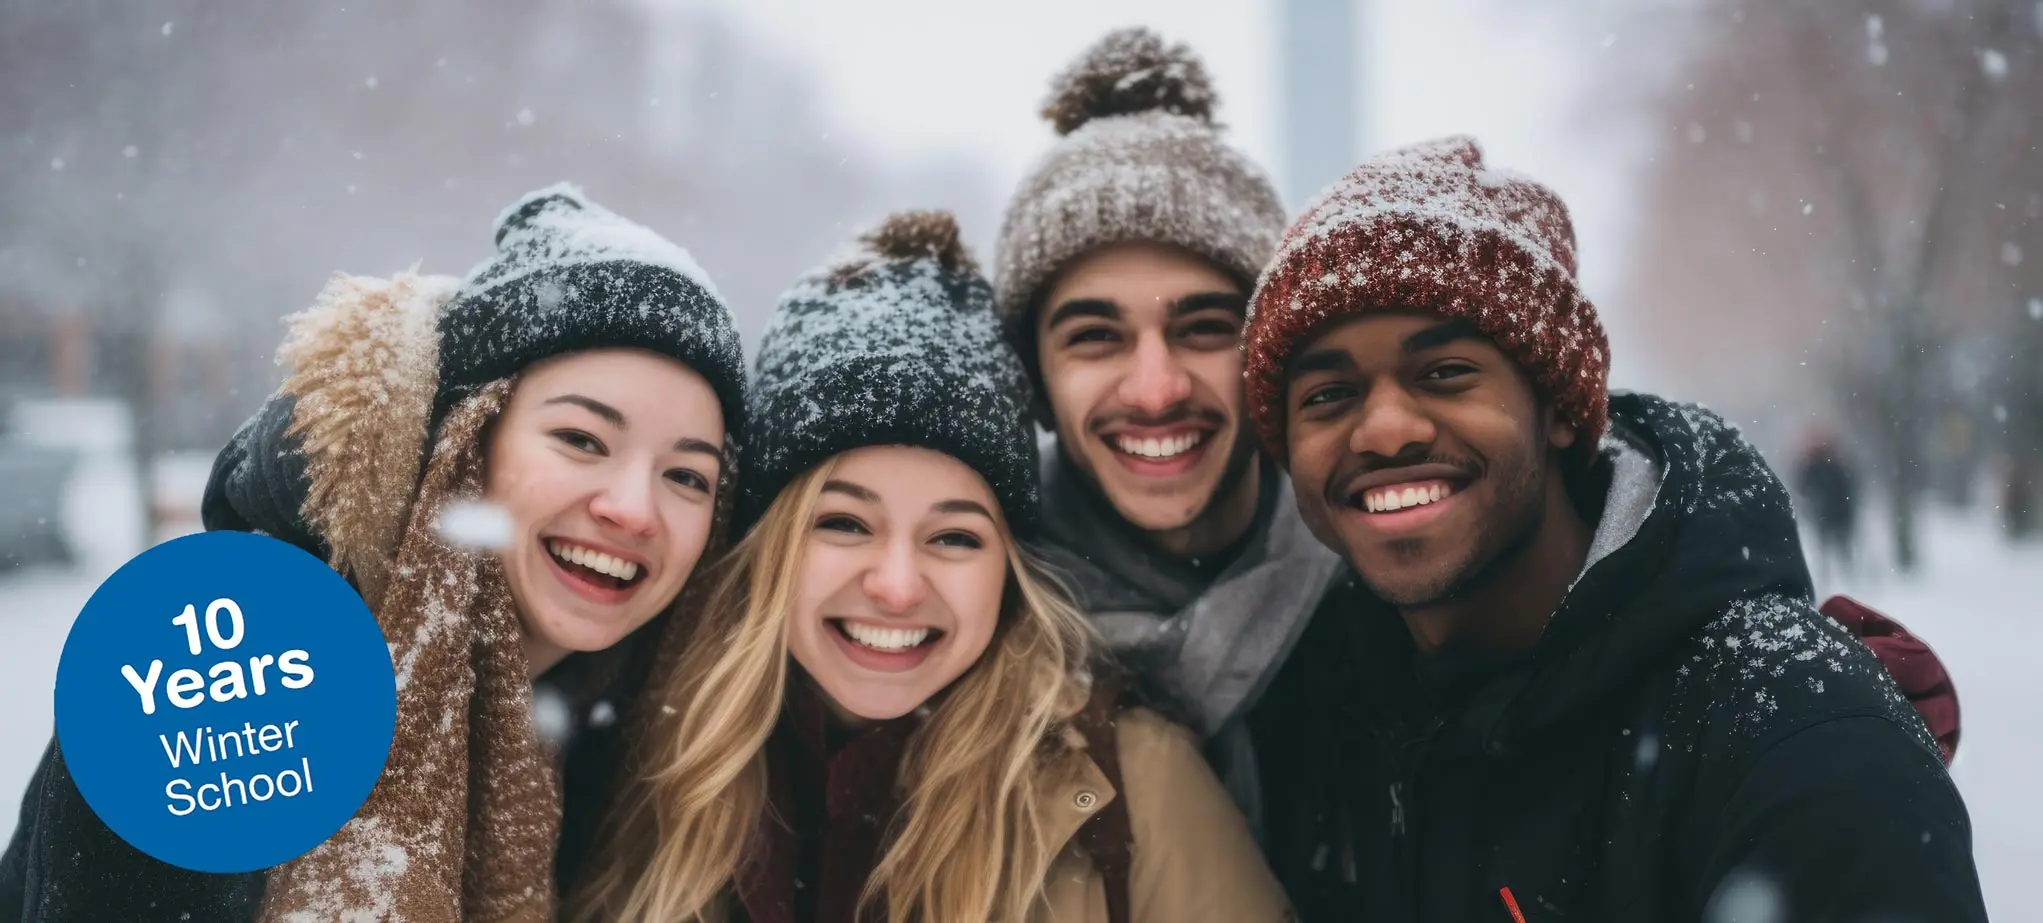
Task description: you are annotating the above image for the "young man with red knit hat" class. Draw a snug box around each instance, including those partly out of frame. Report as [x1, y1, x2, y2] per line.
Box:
[1238, 136, 1985, 921]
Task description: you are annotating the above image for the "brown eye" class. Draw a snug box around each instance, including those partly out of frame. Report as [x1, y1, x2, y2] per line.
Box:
[1300, 384, 1357, 409]
[665, 468, 710, 492]
[552, 430, 605, 454]
[1177, 318, 1240, 347]
[931, 530, 984, 550]
[817, 514, 870, 536]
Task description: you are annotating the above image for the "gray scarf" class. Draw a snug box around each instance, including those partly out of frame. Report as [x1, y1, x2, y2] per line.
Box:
[1032, 442, 1345, 835]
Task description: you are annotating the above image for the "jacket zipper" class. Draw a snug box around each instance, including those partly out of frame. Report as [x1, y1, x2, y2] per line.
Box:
[1387, 717, 1442, 920]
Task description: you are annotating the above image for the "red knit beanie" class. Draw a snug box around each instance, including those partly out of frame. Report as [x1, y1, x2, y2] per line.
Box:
[1243, 136, 1610, 466]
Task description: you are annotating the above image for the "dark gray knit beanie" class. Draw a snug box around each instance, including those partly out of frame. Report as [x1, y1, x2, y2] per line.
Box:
[744, 211, 1039, 533]
[434, 183, 748, 439]
[993, 28, 1287, 373]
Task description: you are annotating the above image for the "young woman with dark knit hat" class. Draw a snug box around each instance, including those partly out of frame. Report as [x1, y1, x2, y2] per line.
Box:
[571, 211, 1293, 923]
[0, 184, 749, 923]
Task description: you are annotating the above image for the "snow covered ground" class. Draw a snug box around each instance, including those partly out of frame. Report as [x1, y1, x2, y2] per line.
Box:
[1806, 511, 2043, 922]
[1, 509, 2035, 917]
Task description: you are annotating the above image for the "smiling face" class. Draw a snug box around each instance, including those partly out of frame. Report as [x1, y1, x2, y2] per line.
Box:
[485, 348, 726, 676]
[1034, 242, 1259, 538]
[786, 445, 1011, 724]
[1282, 312, 1577, 608]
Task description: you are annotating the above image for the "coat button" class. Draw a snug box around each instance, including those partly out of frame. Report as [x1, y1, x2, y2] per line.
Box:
[1074, 791, 1098, 810]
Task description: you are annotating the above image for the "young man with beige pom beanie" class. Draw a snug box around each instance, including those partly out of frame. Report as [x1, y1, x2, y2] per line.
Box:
[992, 27, 1346, 843]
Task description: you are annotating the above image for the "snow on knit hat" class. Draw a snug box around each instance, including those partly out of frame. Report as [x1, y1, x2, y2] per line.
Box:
[434, 183, 748, 439]
[745, 211, 1040, 533]
[1244, 136, 1611, 466]
[993, 28, 1287, 375]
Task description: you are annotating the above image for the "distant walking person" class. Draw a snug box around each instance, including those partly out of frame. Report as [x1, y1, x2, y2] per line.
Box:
[1796, 434, 1859, 584]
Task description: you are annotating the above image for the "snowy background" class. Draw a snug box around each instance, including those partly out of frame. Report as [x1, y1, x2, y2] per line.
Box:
[2, 0, 2039, 918]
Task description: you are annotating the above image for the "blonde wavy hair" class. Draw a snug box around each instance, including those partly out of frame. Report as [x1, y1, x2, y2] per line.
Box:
[571, 457, 1098, 923]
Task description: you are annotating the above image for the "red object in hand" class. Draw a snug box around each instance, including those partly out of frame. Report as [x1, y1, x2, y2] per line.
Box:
[1820, 595, 1961, 764]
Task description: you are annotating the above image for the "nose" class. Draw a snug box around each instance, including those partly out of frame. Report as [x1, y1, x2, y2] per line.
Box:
[1115, 331, 1193, 416]
[861, 537, 928, 614]
[1348, 384, 1438, 460]
[587, 471, 658, 538]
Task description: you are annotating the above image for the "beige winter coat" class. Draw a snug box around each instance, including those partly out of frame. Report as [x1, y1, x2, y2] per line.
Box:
[1026, 707, 1296, 923]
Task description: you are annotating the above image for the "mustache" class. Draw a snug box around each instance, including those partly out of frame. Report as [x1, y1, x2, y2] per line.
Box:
[1087, 405, 1229, 432]
[1324, 451, 1482, 504]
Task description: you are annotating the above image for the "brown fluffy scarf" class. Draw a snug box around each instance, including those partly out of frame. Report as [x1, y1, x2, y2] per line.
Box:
[261, 378, 562, 923]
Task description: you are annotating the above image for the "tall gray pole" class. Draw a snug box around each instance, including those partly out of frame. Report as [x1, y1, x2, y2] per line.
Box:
[1279, 0, 1360, 209]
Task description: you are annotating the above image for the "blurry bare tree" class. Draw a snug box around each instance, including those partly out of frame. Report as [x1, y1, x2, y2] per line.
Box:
[1620, 0, 2042, 568]
[0, 0, 997, 546]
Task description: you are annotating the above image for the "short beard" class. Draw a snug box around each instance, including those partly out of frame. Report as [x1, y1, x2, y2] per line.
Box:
[1360, 441, 1549, 611]
[1189, 417, 1262, 525]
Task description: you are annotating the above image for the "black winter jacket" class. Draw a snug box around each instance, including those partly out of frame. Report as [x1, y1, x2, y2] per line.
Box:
[1248, 393, 1986, 923]
[1, 395, 634, 922]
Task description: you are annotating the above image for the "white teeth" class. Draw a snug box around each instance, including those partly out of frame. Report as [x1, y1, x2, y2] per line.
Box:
[1114, 432, 1206, 459]
[1363, 482, 1456, 514]
[548, 540, 639, 581]
[841, 621, 931, 652]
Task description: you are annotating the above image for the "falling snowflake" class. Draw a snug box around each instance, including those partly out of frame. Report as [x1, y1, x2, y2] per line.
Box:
[516, 107, 537, 127]
[1707, 869, 1784, 923]
[436, 500, 514, 550]
[1634, 731, 1660, 772]
[532, 685, 573, 748]
[1981, 49, 2009, 81]
[2003, 242, 2024, 267]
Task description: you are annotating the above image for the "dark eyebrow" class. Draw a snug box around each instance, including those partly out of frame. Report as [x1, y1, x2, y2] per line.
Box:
[545, 394, 625, 427]
[1043, 298, 1120, 329]
[1171, 291, 1248, 318]
[1286, 347, 1355, 381]
[674, 437, 722, 458]
[548, 394, 718, 456]
[1403, 318, 1485, 356]
[932, 498, 996, 520]
[821, 480, 878, 503]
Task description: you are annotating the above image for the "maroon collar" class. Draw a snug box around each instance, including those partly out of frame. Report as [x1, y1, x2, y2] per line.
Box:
[735, 680, 920, 923]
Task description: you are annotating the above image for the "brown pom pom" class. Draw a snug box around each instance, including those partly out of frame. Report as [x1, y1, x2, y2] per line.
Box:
[1041, 27, 1216, 136]
[860, 210, 976, 273]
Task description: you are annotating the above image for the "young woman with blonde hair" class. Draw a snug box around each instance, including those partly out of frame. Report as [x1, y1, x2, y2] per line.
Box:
[575, 211, 1292, 923]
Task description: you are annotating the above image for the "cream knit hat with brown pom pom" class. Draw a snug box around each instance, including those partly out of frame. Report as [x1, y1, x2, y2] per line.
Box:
[993, 27, 1287, 361]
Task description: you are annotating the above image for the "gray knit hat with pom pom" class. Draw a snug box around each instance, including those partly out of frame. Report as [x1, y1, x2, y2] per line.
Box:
[993, 27, 1288, 356]
[745, 211, 1040, 533]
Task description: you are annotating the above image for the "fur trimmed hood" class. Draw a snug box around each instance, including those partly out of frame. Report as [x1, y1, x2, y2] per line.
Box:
[278, 271, 457, 609]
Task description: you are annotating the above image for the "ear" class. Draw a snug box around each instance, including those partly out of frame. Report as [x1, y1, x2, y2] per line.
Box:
[1545, 403, 1580, 453]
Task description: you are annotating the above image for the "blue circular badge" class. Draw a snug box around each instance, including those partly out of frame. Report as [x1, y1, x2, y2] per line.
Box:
[54, 531, 397, 873]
